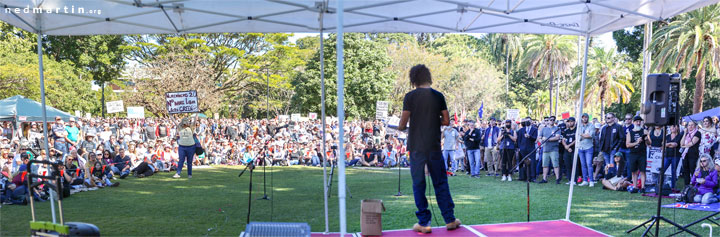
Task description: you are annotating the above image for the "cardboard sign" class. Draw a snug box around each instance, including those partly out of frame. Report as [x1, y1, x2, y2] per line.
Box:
[279, 115, 289, 121]
[291, 113, 301, 121]
[506, 109, 519, 121]
[361, 199, 386, 236]
[127, 107, 145, 118]
[165, 90, 199, 114]
[74, 110, 82, 117]
[376, 101, 389, 120]
[309, 113, 318, 120]
[106, 100, 124, 114]
[214, 113, 219, 120]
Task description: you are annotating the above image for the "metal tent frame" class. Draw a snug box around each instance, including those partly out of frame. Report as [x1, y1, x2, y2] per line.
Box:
[2, 0, 717, 236]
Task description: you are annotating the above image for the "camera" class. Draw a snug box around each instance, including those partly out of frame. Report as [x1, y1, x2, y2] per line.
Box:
[331, 145, 338, 150]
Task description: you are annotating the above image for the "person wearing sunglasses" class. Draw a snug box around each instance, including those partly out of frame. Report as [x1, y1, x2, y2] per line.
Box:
[598, 112, 624, 178]
[691, 154, 717, 204]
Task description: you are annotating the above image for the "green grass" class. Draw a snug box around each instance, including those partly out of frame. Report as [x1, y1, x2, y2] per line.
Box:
[0, 166, 717, 236]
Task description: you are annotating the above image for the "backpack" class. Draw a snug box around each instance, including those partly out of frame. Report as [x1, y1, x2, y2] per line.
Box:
[677, 186, 697, 203]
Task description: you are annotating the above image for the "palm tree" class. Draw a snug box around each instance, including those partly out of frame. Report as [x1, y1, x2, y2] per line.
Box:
[523, 34, 576, 116]
[584, 47, 634, 117]
[652, 5, 720, 113]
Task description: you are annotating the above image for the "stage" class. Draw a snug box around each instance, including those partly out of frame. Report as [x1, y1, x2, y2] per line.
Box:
[307, 220, 607, 237]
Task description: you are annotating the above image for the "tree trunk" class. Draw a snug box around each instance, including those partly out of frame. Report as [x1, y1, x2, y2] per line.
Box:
[601, 99, 605, 121]
[549, 70, 554, 117]
[693, 65, 706, 113]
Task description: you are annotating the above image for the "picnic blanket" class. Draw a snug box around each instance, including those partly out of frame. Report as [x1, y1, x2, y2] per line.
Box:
[662, 202, 720, 212]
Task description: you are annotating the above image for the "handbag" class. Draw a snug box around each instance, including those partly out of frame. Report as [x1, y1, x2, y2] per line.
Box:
[677, 185, 698, 203]
[193, 135, 204, 156]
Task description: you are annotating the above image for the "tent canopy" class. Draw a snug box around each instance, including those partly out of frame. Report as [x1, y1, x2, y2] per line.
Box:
[0, 0, 716, 36]
[0, 95, 75, 122]
[684, 107, 720, 123]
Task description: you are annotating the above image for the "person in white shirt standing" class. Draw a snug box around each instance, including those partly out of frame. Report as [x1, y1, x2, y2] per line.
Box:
[441, 126, 461, 175]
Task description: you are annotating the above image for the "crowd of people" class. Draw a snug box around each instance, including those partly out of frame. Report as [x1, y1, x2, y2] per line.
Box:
[2, 111, 720, 205]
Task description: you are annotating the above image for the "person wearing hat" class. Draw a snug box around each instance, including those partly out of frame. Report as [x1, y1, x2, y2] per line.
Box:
[577, 113, 596, 187]
[78, 132, 97, 157]
[625, 115, 649, 191]
[51, 116, 70, 159]
[174, 117, 197, 178]
[601, 152, 631, 190]
[561, 117, 580, 185]
[65, 117, 80, 148]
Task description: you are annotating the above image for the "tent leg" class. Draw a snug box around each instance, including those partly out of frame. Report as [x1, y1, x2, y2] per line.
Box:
[319, 7, 330, 234]
[566, 35, 590, 220]
[640, 23, 652, 108]
[37, 32, 57, 224]
[336, 0, 347, 235]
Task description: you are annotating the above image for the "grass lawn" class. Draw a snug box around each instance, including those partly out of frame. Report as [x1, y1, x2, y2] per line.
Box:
[1, 165, 716, 236]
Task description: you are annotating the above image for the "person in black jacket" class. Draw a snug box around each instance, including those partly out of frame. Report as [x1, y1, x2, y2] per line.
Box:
[598, 112, 625, 177]
[517, 117, 537, 181]
[463, 122, 483, 177]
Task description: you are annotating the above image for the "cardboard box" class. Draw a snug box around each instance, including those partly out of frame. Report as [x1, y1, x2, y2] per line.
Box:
[361, 199, 386, 236]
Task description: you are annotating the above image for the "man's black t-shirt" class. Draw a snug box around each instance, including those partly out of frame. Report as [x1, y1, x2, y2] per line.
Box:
[402, 88, 447, 152]
[362, 148, 379, 162]
[628, 128, 646, 154]
[562, 126, 577, 151]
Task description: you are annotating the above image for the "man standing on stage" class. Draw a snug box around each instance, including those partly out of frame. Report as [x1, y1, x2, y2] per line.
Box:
[399, 64, 461, 233]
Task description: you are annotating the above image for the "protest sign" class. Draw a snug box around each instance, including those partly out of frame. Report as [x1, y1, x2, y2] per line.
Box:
[166, 90, 199, 114]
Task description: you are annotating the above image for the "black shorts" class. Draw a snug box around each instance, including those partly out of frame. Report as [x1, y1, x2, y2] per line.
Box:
[628, 153, 647, 173]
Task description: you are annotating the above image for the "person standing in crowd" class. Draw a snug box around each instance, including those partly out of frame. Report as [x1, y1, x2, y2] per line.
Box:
[484, 118, 500, 177]
[442, 125, 461, 175]
[619, 113, 634, 179]
[561, 117, 578, 185]
[52, 116, 69, 159]
[539, 116, 562, 184]
[174, 117, 197, 179]
[398, 64, 460, 233]
[498, 120, 517, 181]
[463, 122, 483, 178]
[577, 113, 595, 186]
[517, 117, 537, 182]
[699, 116, 717, 158]
[660, 125, 683, 190]
[626, 116, 648, 191]
[682, 121, 702, 186]
[156, 121, 171, 143]
[65, 118, 80, 150]
[598, 112, 624, 177]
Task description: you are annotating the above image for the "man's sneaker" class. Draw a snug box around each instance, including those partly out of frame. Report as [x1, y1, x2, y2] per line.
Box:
[188, 175, 192, 179]
[589, 182, 595, 187]
[412, 224, 432, 233]
[555, 179, 561, 184]
[495, 174, 500, 177]
[112, 176, 117, 180]
[120, 173, 129, 179]
[507, 176, 512, 182]
[486, 173, 493, 176]
[578, 181, 589, 186]
[110, 182, 120, 187]
[173, 173, 181, 178]
[446, 219, 462, 230]
[501, 176, 507, 181]
[539, 179, 548, 183]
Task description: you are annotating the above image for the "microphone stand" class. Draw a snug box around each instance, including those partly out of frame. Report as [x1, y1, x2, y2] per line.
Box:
[259, 145, 270, 200]
[393, 150, 402, 196]
[238, 160, 256, 224]
[510, 125, 562, 222]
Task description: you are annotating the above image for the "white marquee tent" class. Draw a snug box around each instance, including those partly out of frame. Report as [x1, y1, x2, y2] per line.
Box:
[1, 0, 718, 235]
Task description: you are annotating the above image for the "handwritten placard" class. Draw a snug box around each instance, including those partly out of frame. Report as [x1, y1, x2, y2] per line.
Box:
[166, 90, 199, 114]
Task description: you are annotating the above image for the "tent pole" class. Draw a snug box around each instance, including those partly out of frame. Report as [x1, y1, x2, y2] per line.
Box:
[640, 23, 652, 108]
[319, 4, 330, 234]
[37, 27, 57, 224]
[566, 35, 590, 220]
[336, 0, 347, 235]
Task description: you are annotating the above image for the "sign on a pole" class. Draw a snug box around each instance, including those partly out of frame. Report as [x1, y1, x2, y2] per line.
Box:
[291, 113, 301, 121]
[376, 101, 389, 120]
[388, 116, 400, 127]
[166, 90, 199, 114]
[85, 113, 91, 119]
[74, 110, 82, 118]
[506, 109, 519, 121]
[279, 115, 289, 121]
[308, 113, 318, 120]
[214, 113, 219, 120]
[106, 100, 124, 114]
[127, 107, 145, 118]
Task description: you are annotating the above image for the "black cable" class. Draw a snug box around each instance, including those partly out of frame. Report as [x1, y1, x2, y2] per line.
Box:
[270, 153, 274, 222]
[426, 175, 439, 227]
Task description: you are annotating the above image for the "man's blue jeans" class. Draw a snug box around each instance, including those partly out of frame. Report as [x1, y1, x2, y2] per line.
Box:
[578, 148, 594, 182]
[467, 149, 482, 176]
[54, 142, 68, 159]
[177, 145, 195, 176]
[442, 150, 457, 172]
[410, 151, 456, 226]
[661, 156, 681, 189]
[602, 149, 618, 176]
[619, 148, 631, 178]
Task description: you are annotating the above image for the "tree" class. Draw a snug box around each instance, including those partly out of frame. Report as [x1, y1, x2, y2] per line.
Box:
[584, 47, 634, 117]
[482, 33, 523, 98]
[43, 35, 127, 116]
[292, 33, 394, 119]
[523, 34, 576, 116]
[652, 4, 720, 113]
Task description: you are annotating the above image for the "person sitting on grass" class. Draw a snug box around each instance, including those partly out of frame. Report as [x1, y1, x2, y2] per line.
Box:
[90, 161, 119, 187]
[360, 141, 380, 167]
[601, 152, 631, 191]
[691, 154, 717, 204]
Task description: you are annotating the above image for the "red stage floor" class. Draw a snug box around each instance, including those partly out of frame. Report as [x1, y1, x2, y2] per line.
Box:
[310, 220, 606, 236]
